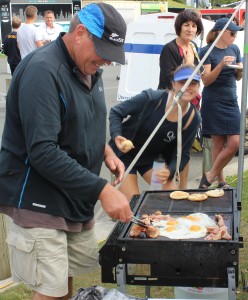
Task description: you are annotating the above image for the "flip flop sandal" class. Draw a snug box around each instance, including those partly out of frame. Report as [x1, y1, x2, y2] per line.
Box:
[198, 173, 212, 189]
[217, 182, 231, 189]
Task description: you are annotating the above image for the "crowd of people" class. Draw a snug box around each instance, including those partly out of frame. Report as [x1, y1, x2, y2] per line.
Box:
[0, 4, 245, 299]
[3, 5, 63, 73]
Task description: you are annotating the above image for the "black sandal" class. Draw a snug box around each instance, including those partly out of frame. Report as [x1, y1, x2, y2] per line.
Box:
[198, 173, 211, 189]
[217, 182, 231, 189]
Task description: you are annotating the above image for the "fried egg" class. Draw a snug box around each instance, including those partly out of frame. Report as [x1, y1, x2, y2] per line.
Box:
[156, 213, 215, 239]
[160, 227, 190, 239]
[183, 213, 216, 227]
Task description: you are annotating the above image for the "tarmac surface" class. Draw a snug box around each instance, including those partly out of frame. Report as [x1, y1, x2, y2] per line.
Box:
[0, 56, 248, 293]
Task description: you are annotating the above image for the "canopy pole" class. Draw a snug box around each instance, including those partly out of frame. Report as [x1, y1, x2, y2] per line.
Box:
[237, 1, 248, 224]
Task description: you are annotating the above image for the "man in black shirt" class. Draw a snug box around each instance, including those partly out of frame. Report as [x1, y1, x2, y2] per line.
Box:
[3, 16, 21, 75]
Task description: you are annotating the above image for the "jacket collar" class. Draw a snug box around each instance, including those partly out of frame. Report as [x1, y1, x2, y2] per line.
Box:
[57, 32, 76, 70]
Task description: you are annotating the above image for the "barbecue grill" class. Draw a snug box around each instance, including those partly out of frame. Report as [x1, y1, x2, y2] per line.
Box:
[99, 188, 243, 299]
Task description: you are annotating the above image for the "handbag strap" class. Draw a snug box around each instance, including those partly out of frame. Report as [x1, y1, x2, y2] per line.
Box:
[190, 42, 201, 62]
[178, 42, 200, 64]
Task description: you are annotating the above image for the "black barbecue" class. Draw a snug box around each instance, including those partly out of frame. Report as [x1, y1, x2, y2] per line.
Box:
[99, 188, 243, 299]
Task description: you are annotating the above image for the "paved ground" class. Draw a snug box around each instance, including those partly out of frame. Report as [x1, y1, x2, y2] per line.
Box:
[0, 56, 247, 293]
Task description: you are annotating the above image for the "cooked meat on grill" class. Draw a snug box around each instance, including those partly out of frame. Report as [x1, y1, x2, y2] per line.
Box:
[130, 224, 144, 237]
[215, 214, 225, 227]
[221, 230, 232, 240]
[141, 214, 149, 219]
[141, 215, 151, 225]
[131, 211, 232, 240]
[205, 214, 232, 240]
[146, 226, 160, 238]
[207, 225, 220, 234]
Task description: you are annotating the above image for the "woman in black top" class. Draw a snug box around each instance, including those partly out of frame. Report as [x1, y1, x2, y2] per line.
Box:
[109, 65, 201, 200]
[157, 10, 203, 190]
[158, 10, 203, 93]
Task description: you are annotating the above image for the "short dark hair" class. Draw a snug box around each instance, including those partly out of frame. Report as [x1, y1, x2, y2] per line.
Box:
[174, 10, 204, 37]
[44, 10, 55, 16]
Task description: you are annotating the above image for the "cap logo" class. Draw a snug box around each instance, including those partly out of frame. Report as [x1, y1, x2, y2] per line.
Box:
[109, 33, 124, 44]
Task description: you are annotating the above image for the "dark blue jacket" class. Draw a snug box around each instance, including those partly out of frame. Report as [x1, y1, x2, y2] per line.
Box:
[0, 34, 107, 222]
[3, 30, 21, 65]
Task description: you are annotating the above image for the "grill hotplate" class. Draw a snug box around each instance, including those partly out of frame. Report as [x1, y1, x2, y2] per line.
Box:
[99, 188, 243, 291]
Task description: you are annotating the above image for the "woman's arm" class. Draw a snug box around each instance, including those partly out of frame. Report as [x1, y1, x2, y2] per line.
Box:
[158, 43, 182, 90]
[109, 90, 152, 140]
[201, 56, 236, 87]
[235, 68, 243, 81]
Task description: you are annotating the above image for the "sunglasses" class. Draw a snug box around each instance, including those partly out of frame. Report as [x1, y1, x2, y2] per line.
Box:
[227, 30, 237, 37]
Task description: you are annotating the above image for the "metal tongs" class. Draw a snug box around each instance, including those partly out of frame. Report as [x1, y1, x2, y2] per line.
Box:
[131, 215, 148, 228]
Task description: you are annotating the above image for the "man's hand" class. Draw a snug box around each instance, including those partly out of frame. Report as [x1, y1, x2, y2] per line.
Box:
[99, 183, 132, 223]
[104, 144, 125, 186]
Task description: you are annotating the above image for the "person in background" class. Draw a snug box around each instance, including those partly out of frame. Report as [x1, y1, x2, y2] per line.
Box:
[3, 16, 21, 75]
[198, 18, 243, 189]
[157, 9, 204, 189]
[0, 3, 132, 299]
[39, 10, 63, 44]
[226, 13, 240, 26]
[17, 5, 43, 59]
[158, 10, 203, 93]
[109, 64, 201, 200]
[203, 15, 212, 21]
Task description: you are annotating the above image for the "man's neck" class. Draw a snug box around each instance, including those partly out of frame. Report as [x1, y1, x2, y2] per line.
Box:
[25, 17, 35, 25]
[46, 23, 54, 29]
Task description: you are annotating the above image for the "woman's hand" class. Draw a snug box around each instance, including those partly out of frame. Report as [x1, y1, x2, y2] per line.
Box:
[183, 50, 195, 65]
[222, 56, 235, 67]
[156, 166, 171, 184]
[115, 136, 134, 153]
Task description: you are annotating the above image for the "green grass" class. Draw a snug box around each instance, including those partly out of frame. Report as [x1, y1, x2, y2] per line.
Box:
[1, 170, 248, 299]
[168, 0, 193, 8]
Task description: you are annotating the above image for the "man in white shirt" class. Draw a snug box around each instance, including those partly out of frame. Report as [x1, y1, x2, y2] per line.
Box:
[39, 10, 63, 44]
[17, 6, 43, 59]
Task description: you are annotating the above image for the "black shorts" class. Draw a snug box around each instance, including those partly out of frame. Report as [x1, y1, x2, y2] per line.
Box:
[127, 163, 152, 176]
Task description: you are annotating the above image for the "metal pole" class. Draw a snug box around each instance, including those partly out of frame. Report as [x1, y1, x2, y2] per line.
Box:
[237, 1, 248, 223]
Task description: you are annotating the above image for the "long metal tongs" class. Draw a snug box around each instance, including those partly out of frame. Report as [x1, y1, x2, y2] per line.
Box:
[131, 215, 148, 228]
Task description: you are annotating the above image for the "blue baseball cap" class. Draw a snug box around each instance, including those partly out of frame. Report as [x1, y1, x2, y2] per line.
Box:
[174, 67, 201, 82]
[78, 3, 126, 64]
[212, 18, 243, 32]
